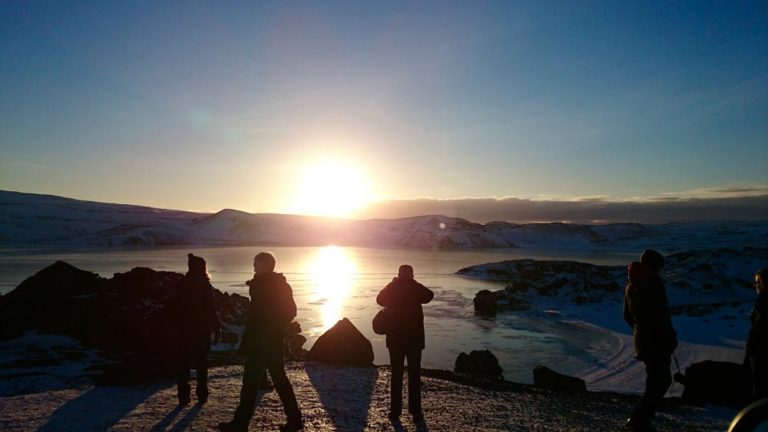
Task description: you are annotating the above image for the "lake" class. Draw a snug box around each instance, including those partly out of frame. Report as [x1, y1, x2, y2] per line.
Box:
[0, 245, 635, 383]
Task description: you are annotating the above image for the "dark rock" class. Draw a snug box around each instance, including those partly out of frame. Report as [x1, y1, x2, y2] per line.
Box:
[473, 290, 499, 315]
[533, 365, 587, 393]
[285, 321, 308, 361]
[454, 349, 503, 380]
[473, 288, 530, 315]
[307, 318, 373, 366]
[676, 360, 750, 409]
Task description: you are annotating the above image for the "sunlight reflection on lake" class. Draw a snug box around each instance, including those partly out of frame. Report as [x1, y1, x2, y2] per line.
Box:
[304, 246, 358, 333]
[0, 245, 635, 382]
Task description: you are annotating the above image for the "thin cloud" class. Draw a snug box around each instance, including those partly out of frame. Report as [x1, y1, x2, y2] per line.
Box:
[11, 162, 58, 172]
[356, 185, 768, 223]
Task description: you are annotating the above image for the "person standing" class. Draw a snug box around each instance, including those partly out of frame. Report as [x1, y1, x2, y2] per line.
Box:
[167, 253, 221, 406]
[623, 249, 678, 432]
[376, 264, 434, 431]
[219, 252, 302, 432]
[746, 269, 768, 399]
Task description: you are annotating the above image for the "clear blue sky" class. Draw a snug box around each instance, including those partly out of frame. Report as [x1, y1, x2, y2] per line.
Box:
[1, 1, 766, 215]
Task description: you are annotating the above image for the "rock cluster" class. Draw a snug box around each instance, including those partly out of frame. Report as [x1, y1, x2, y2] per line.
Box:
[454, 349, 504, 380]
[474, 286, 531, 315]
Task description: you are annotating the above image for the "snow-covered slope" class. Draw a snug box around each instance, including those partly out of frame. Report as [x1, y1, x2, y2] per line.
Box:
[1, 190, 766, 250]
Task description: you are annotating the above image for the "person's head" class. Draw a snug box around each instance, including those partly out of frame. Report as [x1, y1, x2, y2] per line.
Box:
[398, 264, 414, 279]
[253, 252, 276, 275]
[640, 249, 664, 274]
[187, 253, 209, 279]
[756, 269, 768, 296]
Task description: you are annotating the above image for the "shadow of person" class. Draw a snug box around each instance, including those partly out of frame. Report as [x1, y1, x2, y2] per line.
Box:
[149, 405, 183, 432]
[36, 382, 167, 432]
[305, 362, 379, 431]
[168, 404, 202, 432]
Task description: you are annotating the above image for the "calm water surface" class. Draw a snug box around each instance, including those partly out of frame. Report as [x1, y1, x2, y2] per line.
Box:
[0, 246, 634, 383]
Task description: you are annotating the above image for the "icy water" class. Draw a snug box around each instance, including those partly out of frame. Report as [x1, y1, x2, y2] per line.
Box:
[0, 246, 635, 383]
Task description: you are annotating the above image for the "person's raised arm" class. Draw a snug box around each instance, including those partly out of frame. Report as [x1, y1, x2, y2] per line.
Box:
[418, 283, 434, 304]
[376, 284, 391, 307]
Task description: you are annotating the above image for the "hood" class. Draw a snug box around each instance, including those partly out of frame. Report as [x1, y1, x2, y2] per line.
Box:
[628, 261, 657, 285]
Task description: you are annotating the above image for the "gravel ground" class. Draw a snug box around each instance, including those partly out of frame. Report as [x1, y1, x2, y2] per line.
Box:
[0, 363, 735, 431]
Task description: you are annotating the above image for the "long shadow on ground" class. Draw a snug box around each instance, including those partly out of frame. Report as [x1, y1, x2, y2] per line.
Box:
[36, 382, 169, 432]
[306, 362, 379, 431]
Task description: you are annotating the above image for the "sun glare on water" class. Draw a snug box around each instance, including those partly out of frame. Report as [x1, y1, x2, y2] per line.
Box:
[291, 160, 371, 218]
[305, 246, 358, 333]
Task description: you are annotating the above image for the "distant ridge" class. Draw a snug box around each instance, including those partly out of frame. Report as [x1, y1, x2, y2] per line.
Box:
[1, 190, 766, 251]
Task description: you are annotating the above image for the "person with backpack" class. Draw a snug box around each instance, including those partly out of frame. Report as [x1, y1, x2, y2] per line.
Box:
[219, 252, 303, 432]
[167, 253, 221, 406]
[623, 249, 678, 432]
[746, 269, 768, 399]
[376, 264, 434, 431]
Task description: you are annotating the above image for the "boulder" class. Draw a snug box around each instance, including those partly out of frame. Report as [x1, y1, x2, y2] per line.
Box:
[473, 290, 499, 315]
[307, 318, 374, 366]
[285, 321, 308, 361]
[473, 288, 530, 315]
[676, 360, 750, 409]
[454, 349, 503, 380]
[533, 365, 587, 393]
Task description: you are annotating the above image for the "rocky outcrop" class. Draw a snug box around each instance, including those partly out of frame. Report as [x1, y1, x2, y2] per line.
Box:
[307, 318, 374, 366]
[675, 360, 750, 409]
[0, 261, 306, 381]
[454, 349, 503, 380]
[460, 260, 624, 305]
[460, 248, 768, 313]
[533, 365, 587, 393]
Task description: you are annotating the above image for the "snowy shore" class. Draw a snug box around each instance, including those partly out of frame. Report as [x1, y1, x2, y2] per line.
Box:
[0, 363, 735, 432]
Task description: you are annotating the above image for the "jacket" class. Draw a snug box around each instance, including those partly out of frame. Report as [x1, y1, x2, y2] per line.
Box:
[376, 277, 434, 350]
[623, 261, 677, 360]
[239, 272, 297, 357]
[747, 293, 768, 359]
[167, 274, 220, 354]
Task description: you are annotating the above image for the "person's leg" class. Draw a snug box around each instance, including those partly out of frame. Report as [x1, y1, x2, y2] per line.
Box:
[195, 350, 209, 403]
[266, 349, 302, 425]
[631, 355, 671, 428]
[389, 347, 406, 419]
[232, 356, 267, 424]
[177, 365, 192, 405]
[750, 356, 768, 399]
[406, 348, 423, 420]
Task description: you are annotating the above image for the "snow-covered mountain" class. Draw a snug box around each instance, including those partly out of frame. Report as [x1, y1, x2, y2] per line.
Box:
[1, 190, 766, 250]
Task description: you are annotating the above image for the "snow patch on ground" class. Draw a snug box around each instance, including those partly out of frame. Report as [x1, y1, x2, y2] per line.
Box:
[0, 364, 735, 431]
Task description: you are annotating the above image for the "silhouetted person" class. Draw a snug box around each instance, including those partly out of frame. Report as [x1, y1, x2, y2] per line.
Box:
[377, 264, 434, 431]
[623, 249, 677, 432]
[167, 253, 221, 406]
[746, 269, 768, 399]
[219, 252, 302, 432]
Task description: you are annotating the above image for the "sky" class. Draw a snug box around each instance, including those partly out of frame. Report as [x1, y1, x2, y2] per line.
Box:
[1, 1, 766, 220]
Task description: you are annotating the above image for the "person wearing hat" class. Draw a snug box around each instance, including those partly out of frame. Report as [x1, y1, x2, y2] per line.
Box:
[219, 252, 303, 432]
[623, 249, 677, 431]
[746, 269, 768, 399]
[376, 264, 434, 432]
[167, 253, 221, 406]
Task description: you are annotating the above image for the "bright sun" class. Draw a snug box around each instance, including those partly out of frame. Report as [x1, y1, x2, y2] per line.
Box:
[291, 160, 371, 218]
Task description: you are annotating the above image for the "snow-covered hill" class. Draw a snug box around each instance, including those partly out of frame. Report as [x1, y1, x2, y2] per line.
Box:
[1, 190, 766, 250]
